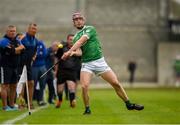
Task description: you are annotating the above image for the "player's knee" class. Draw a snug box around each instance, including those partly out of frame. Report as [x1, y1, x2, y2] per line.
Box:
[110, 78, 119, 85]
[110, 79, 120, 88]
[81, 83, 89, 90]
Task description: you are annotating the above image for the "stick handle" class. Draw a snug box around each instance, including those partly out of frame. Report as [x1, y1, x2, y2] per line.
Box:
[40, 60, 60, 79]
[40, 65, 55, 78]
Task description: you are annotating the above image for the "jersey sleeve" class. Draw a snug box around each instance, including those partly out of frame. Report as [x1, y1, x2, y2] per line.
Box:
[0, 38, 16, 55]
[83, 26, 96, 39]
[0, 38, 10, 48]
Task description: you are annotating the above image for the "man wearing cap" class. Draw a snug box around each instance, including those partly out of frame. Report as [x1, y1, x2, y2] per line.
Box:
[62, 12, 144, 115]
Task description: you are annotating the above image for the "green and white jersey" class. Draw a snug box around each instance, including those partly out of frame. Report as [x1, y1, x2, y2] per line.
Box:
[73, 25, 103, 62]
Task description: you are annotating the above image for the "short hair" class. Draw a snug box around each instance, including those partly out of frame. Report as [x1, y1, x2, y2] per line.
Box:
[67, 34, 74, 39]
[6, 25, 16, 32]
[8, 25, 16, 28]
[72, 12, 84, 20]
[29, 23, 37, 28]
[51, 40, 60, 46]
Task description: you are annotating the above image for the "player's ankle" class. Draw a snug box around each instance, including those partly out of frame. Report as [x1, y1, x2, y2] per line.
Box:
[85, 106, 90, 110]
[125, 100, 133, 109]
[125, 100, 131, 106]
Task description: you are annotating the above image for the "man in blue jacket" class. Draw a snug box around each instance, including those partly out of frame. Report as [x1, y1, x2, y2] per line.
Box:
[0, 25, 25, 111]
[20, 23, 38, 109]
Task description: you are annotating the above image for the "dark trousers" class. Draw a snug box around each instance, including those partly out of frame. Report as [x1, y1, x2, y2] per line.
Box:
[46, 77, 55, 103]
[46, 71, 56, 103]
[32, 65, 47, 102]
[129, 71, 135, 83]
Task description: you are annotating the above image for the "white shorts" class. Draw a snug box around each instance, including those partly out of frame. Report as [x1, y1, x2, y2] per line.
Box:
[81, 57, 111, 76]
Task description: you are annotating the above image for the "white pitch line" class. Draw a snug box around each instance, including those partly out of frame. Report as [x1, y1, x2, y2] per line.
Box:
[2, 105, 48, 125]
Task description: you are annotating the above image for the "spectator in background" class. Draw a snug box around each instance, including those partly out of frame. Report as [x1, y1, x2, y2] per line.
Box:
[128, 60, 137, 84]
[173, 55, 180, 87]
[32, 40, 47, 106]
[20, 23, 38, 109]
[0, 25, 25, 111]
[45, 43, 56, 104]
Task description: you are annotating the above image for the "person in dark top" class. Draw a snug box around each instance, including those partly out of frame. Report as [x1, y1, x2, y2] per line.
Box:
[0, 25, 25, 111]
[128, 60, 137, 84]
[45, 46, 56, 104]
[54, 34, 82, 108]
[20, 23, 38, 109]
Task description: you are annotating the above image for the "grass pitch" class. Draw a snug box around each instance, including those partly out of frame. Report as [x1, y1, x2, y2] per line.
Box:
[0, 87, 180, 124]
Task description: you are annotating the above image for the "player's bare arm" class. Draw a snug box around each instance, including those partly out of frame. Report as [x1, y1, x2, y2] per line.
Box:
[70, 48, 82, 57]
[61, 35, 87, 60]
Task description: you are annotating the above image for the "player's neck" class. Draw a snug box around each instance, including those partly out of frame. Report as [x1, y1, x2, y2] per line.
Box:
[77, 25, 85, 30]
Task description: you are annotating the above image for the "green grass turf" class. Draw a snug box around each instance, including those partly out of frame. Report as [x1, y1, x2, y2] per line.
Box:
[0, 88, 180, 124]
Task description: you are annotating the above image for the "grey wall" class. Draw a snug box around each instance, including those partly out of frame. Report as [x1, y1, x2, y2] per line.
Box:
[0, 0, 75, 27]
[0, 0, 169, 82]
[98, 27, 158, 82]
[86, 0, 159, 26]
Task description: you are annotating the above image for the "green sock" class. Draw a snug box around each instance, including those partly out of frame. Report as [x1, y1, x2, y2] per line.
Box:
[125, 100, 131, 107]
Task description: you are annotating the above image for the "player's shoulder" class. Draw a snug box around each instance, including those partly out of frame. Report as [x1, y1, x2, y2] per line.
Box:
[20, 33, 28, 42]
[84, 25, 96, 34]
[85, 25, 95, 30]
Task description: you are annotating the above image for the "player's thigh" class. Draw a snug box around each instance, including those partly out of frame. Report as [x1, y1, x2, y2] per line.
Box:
[80, 71, 93, 87]
[100, 70, 119, 85]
